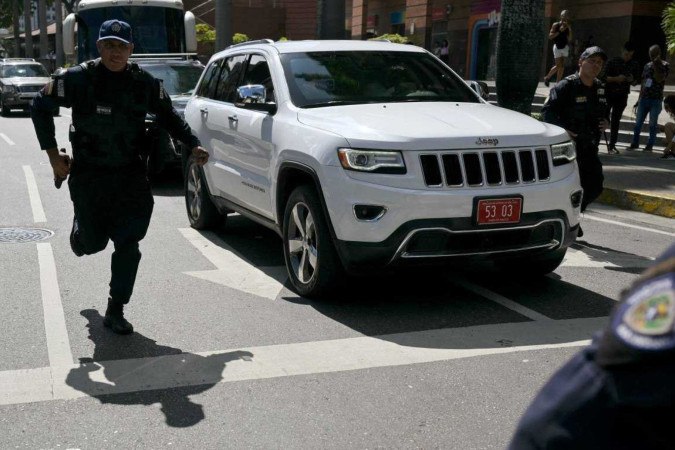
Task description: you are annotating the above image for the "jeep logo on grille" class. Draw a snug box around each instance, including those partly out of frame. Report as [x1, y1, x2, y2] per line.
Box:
[475, 137, 499, 146]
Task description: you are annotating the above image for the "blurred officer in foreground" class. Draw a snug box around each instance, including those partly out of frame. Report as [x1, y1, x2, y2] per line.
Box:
[509, 243, 675, 449]
[542, 46, 610, 237]
[31, 20, 209, 334]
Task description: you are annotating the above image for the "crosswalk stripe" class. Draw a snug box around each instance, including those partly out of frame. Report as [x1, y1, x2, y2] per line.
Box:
[0, 317, 603, 406]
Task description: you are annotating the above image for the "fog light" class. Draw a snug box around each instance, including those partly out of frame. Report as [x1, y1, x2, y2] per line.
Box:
[353, 204, 387, 221]
[570, 190, 583, 208]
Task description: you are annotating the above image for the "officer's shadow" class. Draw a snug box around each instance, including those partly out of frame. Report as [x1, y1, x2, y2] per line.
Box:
[66, 309, 253, 428]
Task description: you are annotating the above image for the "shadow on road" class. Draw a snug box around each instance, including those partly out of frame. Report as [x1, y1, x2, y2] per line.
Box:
[65, 309, 253, 427]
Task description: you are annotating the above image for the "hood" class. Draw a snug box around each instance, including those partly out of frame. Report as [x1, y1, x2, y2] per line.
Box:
[296, 102, 563, 149]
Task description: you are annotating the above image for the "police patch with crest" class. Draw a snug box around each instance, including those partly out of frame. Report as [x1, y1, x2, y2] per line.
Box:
[611, 273, 675, 351]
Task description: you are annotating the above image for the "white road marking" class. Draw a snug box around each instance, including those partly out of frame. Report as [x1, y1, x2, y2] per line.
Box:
[0, 317, 603, 406]
[0, 133, 15, 146]
[180, 227, 287, 300]
[23, 165, 47, 223]
[583, 215, 675, 237]
[562, 246, 653, 268]
[36, 243, 73, 368]
[455, 279, 552, 321]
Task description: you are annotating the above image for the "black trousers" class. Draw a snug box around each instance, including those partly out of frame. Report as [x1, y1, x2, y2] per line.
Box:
[606, 92, 628, 148]
[576, 141, 604, 212]
[68, 163, 154, 304]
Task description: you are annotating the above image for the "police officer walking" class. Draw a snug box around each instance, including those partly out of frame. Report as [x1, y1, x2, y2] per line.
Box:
[31, 20, 209, 334]
[542, 46, 610, 237]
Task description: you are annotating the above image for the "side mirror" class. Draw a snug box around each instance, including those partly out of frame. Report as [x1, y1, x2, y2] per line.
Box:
[235, 84, 277, 114]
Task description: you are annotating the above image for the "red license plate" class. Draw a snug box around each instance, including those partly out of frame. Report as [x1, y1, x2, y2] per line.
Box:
[476, 198, 522, 225]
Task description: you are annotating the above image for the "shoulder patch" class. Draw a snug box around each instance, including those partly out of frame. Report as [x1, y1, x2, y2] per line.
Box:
[612, 273, 675, 351]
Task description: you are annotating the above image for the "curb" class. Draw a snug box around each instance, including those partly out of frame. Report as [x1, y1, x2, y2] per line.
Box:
[597, 187, 675, 218]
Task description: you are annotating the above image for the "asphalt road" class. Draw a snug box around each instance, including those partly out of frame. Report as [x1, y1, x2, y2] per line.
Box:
[1, 111, 674, 449]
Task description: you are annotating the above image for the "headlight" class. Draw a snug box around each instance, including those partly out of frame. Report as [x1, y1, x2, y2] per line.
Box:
[337, 148, 406, 174]
[551, 141, 576, 166]
[2, 84, 17, 94]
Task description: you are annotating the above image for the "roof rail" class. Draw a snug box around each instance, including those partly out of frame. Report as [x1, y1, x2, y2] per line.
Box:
[226, 39, 275, 49]
[130, 53, 198, 60]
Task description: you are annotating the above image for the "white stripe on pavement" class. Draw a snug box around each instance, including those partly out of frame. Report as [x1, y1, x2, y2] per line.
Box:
[23, 165, 47, 223]
[583, 214, 675, 237]
[0, 317, 603, 406]
[455, 279, 552, 321]
[0, 133, 15, 146]
[37, 243, 73, 368]
[180, 227, 287, 300]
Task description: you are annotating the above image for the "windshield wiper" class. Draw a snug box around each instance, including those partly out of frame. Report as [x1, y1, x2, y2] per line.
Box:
[302, 100, 363, 108]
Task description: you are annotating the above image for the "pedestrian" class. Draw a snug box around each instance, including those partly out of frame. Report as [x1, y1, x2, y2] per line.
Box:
[629, 44, 669, 152]
[660, 94, 675, 159]
[508, 242, 675, 449]
[439, 39, 450, 64]
[601, 41, 641, 154]
[544, 10, 573, 86]
[541, 46, 609, 237]
[30, 20, 209, 335]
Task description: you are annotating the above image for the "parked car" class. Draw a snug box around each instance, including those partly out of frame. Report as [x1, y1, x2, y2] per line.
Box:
[183, 39, 582, 297]
[0, 58, 52, 116]
[134, 58, 205, 174]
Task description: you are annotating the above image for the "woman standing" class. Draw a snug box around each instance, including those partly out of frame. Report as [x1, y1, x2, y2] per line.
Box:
[544, 10, 572, 86]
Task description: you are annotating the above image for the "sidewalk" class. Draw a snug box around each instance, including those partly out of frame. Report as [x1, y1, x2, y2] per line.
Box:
[485, 81, 675, 219]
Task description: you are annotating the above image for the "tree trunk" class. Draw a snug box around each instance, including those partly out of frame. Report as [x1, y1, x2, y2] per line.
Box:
[495, 0, 545, 115]
[23, 0, 33, 58]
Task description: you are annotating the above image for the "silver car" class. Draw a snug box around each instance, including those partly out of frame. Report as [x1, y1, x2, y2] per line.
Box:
[0, 59, 51, 116]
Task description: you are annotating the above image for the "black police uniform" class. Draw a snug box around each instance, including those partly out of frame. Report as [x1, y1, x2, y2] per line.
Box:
[31, 59, 200, 307]
[542, 74, 608, 212]
[509, 243, 675, 450]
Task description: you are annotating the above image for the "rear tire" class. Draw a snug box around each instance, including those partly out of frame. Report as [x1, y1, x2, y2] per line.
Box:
[184, 159, 223, 229]
[495, 247, 567, 276]
[282, 185, 343, 297]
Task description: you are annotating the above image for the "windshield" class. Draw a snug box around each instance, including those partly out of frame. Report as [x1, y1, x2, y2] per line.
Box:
[280, 51, 480, 108]
[1, 64, 50, 78]
[76, 6, 185, 63]
[141, 63, 204, 96]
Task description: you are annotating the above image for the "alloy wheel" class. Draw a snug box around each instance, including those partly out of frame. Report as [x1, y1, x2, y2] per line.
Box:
[286, 202, 318, 284]
[187, 163, 202, 221]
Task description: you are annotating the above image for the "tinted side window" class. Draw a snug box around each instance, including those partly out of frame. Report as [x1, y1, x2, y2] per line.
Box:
[242, 54, 275, 102]
[214, 55, 247, 103]
[197, 59, 222, 99]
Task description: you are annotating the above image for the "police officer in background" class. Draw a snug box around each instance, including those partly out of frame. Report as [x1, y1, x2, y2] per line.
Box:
[31, 20, 209, 334]
[542, 46, 609, 237]
[509, 243, 675, 449]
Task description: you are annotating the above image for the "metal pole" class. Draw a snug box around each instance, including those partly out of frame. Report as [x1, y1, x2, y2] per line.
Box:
[215, 0, 232, 51]
[55, 0, 64, 68]
[24, 0, 33, 58]
[12, 0, 21, 56]
[38, 0, 49, 61]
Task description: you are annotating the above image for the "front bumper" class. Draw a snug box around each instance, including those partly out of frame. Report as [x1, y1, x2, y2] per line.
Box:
[1, 92, 37, 108]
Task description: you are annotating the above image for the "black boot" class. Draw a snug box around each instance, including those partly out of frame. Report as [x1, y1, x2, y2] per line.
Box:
[70, 217, 85, 257]
[103, 298, 134, 335]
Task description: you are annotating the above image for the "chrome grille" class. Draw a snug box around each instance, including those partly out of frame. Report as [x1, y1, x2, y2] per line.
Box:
[420, 148, 551, 188]
[17, 85, 42, 93]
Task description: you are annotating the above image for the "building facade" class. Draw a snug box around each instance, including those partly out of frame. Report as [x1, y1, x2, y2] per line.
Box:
[347, 0, 672, 81]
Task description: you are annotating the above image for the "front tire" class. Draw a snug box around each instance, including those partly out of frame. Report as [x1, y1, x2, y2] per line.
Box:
[1, 99, 9, 116]
[184, 159, 222, 229]
[282, 185, 343, 298]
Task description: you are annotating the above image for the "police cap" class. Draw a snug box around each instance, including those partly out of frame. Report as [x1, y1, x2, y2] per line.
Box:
[579, 46, 607, 61]
[98, 20, 133, 45]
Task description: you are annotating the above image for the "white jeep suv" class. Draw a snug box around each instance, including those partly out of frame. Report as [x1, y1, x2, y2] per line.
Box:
[184, 39, 582, 297]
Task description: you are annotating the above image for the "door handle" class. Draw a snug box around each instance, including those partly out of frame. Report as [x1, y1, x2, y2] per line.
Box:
[199, 107, 208, 115]
[228, 114, 238, 122]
